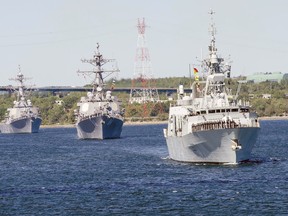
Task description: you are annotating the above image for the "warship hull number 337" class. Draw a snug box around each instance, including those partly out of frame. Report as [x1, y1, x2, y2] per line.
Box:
[163, 10, 260, 164]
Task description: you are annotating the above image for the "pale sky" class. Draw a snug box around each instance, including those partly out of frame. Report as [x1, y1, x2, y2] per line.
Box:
[0, 0, 287, 87]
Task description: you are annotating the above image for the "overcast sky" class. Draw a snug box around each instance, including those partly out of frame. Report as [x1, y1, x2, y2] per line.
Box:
[0, 0, 287, 87]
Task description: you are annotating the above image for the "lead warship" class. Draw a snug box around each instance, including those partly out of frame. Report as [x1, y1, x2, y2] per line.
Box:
[75, 43, 124, 139]
[0, 70, 42, 133]
[163, 11, 260, 164]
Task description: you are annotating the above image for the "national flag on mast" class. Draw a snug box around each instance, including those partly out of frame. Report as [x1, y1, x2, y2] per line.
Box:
[194, 67, 199, 81]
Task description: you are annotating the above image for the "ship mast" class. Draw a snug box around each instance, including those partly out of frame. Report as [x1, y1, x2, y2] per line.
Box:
[9, 65, 31, 103]
[201, 9, 231, 109]
[208, 9, 220, 74]
[77, 43, 119, 94]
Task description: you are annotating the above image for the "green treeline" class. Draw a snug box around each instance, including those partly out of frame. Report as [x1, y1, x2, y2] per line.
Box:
[106, 77, 193, 88]
[243, 80, 288, 116]
[0, 77, 287, 125]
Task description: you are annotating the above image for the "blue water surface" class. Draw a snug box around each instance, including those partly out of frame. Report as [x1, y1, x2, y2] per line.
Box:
[0, 120, 287, 215]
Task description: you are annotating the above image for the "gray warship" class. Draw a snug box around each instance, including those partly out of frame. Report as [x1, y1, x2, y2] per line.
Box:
[163, 10, 260, 164]
[75, 43, 124, 139]
[0, 70, 42, 133]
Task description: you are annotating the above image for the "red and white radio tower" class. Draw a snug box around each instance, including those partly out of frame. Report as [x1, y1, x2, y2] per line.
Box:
[129, 18, 159, 104]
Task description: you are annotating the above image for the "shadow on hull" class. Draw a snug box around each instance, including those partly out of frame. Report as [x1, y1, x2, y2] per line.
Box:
[76, 116, 123, 140]
[0, 117, 42, 134]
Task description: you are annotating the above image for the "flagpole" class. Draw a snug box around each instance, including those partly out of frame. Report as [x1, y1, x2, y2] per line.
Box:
[189, 64, 192, 88]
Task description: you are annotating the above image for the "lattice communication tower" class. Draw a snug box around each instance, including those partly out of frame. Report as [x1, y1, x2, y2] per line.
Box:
[129, 18, 159, 104]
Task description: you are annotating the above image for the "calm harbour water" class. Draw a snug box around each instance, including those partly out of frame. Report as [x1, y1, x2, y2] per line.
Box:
[0, 120, 287, 215]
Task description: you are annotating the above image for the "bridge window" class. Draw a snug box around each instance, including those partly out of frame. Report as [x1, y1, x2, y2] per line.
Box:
[240, 108, 249, 112]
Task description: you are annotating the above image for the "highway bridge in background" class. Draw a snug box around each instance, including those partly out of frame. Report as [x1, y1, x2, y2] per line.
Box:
[0, 86, 192, 94]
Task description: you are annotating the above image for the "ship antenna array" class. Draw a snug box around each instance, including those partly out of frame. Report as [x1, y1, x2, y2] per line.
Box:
[9, 65, 31, 84]
[77, 43, 119, 92]
[209, 9, 216, 40]
[9, 65, 33, 100]
[197, 10, 218, 79]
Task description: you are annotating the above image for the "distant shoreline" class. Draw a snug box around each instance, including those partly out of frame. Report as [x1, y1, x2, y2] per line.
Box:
[40, 116, 288, 128]
[259, 116, 288, 121]
[40, 121, 167, 128]
[41, 124, 75, 128]
[123, 120, 167, 125]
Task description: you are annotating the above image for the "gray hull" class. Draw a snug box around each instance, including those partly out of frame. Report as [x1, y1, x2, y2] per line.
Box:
[165, 127, 260, 164]
[0, 117, 42, 134]
[76, 115, 123, 139]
